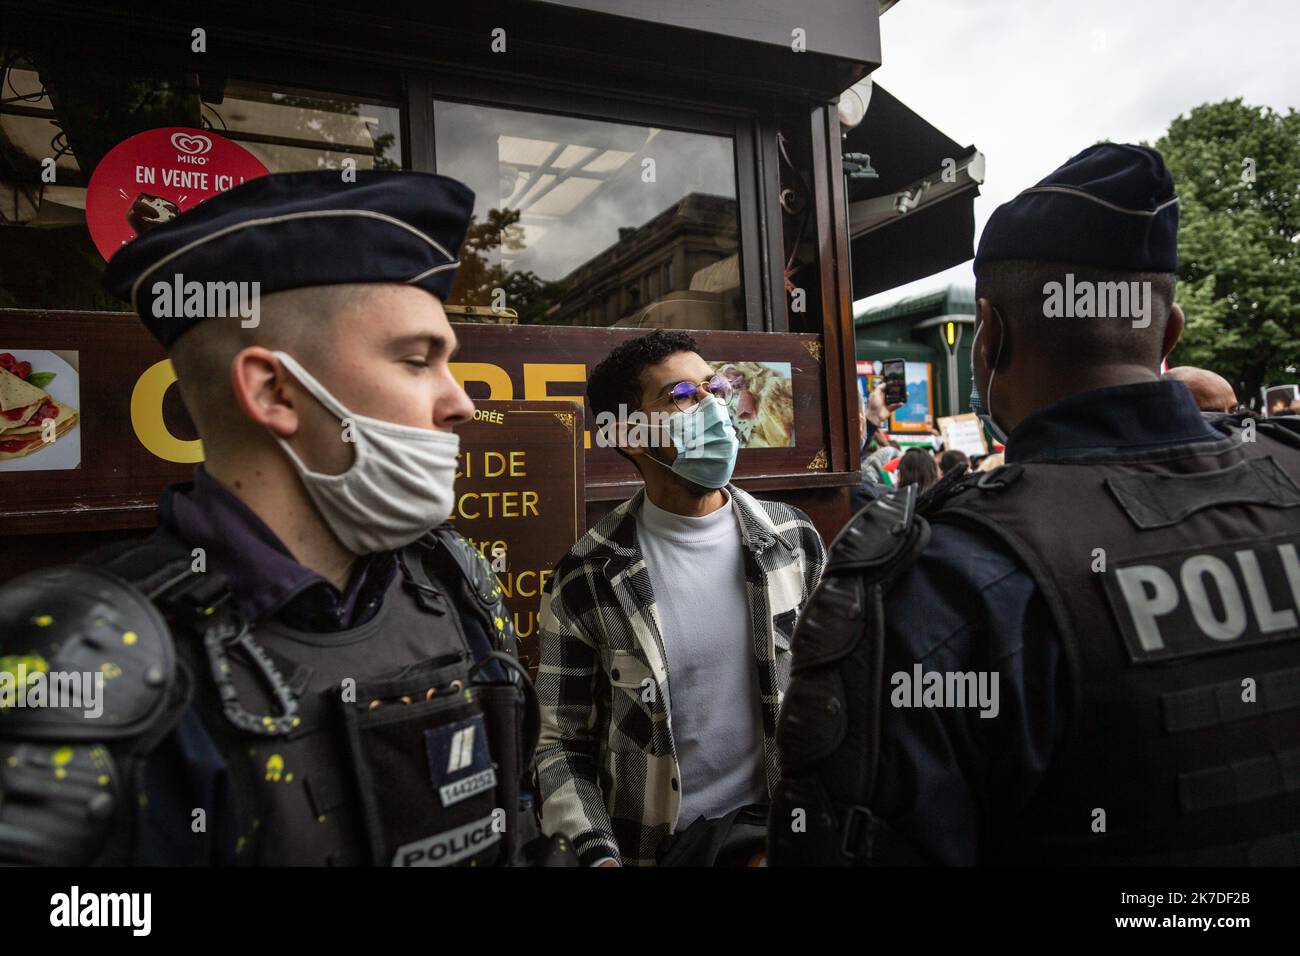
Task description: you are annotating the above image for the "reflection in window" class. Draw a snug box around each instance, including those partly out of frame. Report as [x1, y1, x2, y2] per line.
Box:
[435, 101, 743, 330]
[205, 82, 400, 174]
[0, 38, 401, 311]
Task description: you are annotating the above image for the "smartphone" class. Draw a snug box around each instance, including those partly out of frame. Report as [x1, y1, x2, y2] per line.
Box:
[882, 359, 908, 406]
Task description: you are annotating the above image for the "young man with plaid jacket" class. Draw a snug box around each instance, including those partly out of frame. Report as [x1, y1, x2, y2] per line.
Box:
[535, 331, 826, 866]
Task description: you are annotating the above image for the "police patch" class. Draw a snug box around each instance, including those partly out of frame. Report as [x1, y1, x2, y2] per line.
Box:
[1102, 532, 1300, 663]
[424, 714, 497, 807]
[391, 814, 502, 867]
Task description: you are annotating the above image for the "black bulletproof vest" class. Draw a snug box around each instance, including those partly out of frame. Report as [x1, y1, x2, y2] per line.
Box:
[78, 525, 537, 868]
[932, 424, 1300, 864]
[199, 573, 466, 865]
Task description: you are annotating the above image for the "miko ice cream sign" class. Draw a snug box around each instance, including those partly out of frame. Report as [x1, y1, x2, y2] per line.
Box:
[85, 126, 268, 260]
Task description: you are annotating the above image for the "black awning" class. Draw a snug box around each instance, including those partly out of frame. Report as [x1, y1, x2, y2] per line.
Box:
[850, 194, 976, 299]
[843, 84, 982, 299]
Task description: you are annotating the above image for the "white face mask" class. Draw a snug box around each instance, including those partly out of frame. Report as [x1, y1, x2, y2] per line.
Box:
[271, 350, 460, 555]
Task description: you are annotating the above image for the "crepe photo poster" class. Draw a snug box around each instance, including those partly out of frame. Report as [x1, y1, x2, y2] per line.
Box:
[0, 350, 81, 471]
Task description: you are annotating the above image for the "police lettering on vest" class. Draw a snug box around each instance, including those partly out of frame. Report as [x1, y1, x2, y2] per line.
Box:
[393, 814, 501, 867]
[1105, 534, 1300, 662]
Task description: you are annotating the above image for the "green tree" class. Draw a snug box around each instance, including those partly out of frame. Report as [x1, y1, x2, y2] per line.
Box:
[1149, 99, 1300, 405]
[447, 208, 565, 322]
[447, 207, 527, 307]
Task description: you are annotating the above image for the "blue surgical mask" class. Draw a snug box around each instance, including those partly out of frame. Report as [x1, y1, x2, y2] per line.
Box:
[644, 394, 739, 489]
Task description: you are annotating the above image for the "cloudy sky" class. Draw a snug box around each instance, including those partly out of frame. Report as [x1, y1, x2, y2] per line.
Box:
[855, 0, 1299, 313]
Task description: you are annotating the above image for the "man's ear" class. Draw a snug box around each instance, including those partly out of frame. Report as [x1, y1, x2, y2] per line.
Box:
[975, 297, 1007, 373]
[1161, 302, 1185, 367]
[618, 417, 648, 459]
[230, 346, 299, 438]
[594, 414, 647, 458]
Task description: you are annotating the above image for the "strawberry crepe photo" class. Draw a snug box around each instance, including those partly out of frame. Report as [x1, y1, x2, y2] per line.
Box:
[0, 354, 79, 460]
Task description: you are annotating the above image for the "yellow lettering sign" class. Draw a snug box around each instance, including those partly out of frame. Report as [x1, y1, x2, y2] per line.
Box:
[130, 360, 204, 464]
[451, 362, 514, 399]
[496, 569, 554, 600]
[454, 490, 541, 520]
[523, 363, 586, 403]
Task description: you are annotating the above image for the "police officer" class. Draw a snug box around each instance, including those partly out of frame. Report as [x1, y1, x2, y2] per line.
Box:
[770, 143, 1300, 866]
[0, 171, 562, 867]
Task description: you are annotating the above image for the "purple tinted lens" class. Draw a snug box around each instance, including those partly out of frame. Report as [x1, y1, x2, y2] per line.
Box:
[707, 375, 732, 397]
[670, 381, 698, 400]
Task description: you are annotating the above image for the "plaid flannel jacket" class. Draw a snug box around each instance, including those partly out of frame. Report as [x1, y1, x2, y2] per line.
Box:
[534, 484, 826, 866]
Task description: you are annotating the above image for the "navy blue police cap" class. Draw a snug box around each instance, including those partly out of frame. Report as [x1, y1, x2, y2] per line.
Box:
[103, 170, 475, 347]
[974, 143, 1179, 273]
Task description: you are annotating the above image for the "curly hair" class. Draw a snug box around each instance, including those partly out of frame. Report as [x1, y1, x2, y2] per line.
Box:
[587, 329, 700, 469]
[587, 329, 700, 422]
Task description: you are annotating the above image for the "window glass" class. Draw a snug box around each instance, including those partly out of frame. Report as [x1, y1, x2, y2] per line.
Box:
[208, 81, 401, 173]
[434, 100, 743, 330]
[0, 41, 401, 311]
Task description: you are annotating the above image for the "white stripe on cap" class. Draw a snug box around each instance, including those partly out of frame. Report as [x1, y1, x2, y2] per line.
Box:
[1016, 184, 1181, 218]
[129, 208, 460, 314]
[406, 260, 462, 283]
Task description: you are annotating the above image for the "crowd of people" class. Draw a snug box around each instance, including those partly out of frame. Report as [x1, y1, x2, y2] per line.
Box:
[852, 363, 1284, 516]
[851, 387, 1004, 512]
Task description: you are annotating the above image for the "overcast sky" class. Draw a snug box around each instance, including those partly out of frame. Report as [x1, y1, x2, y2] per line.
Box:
[854, 0, 1299, 313]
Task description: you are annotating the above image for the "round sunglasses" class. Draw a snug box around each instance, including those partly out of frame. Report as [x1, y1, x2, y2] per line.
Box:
[668, 375, 733, 413]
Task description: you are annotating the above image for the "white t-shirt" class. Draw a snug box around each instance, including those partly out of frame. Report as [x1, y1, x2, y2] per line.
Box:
[636, 489, 767, 827]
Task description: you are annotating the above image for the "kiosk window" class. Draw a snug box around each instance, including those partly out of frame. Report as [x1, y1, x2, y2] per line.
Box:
[434, 100, 743, 330]
[0, 43, 401, 311]
[205, 81, 401, 173]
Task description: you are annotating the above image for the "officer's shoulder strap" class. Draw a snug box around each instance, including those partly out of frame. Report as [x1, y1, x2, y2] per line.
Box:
[825, 481, 931, 581]
[79, 529, 193, 594]
[403, 525, 518, 659]
[801, 483, 929, 752]
[1256, 415, 1300, 450]
[80, 527, 238, 636]
[771, 484, 935, 866]
[792, 484, 929, 764]
[1205, 411, 1300, 452]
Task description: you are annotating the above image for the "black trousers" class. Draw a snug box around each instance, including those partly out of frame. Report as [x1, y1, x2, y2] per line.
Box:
[656, 804, 769, 867]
